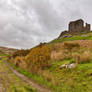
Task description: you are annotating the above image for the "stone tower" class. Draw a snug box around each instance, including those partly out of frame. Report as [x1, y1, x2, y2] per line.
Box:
[85, 23, 90, 31]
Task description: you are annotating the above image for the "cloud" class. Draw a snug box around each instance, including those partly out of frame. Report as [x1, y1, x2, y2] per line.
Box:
[0, 0, 91, 49]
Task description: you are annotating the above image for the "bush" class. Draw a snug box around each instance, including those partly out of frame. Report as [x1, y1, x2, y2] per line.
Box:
[14, 56, 27, 68]
[25, 45, 51, 72]
[63, 42, 80, 51]
[80, 51, 91, 63]
[14, 56, 22, 66]
[51, 50, 71, 61]
[43, 70, 52, 82]
[12, 49, 30, 58]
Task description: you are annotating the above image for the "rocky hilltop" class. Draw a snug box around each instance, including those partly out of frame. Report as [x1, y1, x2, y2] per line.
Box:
[59, 19, 91, 38]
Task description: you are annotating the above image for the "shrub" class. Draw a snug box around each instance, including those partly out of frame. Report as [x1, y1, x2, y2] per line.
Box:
[12, 49, 30, 58]
[63, 42, 80, 52]
[51, 50, 71, 61]
[51, 43, 63, 52]
[25, 45, 51, 72]
[43, 71, 52, 82]
[14, 56, 27, 69]
[14, 56, 22, 66]
[8, 57, 14, 63]
[80, 51, 91, 63]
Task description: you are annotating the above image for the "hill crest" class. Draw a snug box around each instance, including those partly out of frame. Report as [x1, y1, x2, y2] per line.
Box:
[59, 19, 91, 38]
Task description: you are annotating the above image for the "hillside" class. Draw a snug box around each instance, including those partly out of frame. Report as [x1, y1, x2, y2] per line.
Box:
[8, 33, 92, 92]
[47, 32, 92, 47]
[8, 19, 92, 92]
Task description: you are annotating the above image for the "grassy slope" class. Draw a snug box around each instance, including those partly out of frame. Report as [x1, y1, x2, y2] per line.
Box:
[9, 62, 54, 91]
[48, 60, 92, 92]
[10, 59, 92, 92]
[47, 32, 92, 48]
[10, 32, 92, 92]
[47, 32, 92, 92]
[51, 33, 92, 43]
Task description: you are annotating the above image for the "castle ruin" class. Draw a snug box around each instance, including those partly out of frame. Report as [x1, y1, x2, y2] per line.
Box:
[69, 19, 90, 33]
[59, 19, 91, 38]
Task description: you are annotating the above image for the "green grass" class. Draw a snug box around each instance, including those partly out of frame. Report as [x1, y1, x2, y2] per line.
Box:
[24, 86, 38, 92]
[49, 59, 92, 92]
[50, 35, 92, 44]
[7, 32, 92, 92]
[9, 63, 54, 91]
[46, 34, 92, 48]
[12, 86, 37, 92]
[0, 56, 37, 92]
[0, 54, 9, 56]
[9, 59, 92, 92]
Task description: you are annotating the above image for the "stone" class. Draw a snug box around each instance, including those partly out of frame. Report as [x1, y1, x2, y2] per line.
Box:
[60, 64, 68, 69]
[68, 63, 76, 69]
[60, 63, 77, 69]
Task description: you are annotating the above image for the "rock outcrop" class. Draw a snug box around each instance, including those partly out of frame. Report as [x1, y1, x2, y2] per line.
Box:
[59, 19, 91, 38]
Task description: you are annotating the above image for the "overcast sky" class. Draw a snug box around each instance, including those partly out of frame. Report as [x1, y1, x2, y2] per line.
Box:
[0, 0, 92, 49]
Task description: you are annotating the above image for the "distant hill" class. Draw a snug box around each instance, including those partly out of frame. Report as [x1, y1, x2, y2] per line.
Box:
[0, 46, 18, 55]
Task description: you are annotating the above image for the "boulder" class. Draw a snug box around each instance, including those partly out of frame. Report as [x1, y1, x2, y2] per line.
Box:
[60, 63, 76, 69]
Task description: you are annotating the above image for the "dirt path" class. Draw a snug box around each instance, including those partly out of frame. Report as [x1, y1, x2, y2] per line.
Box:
[0, 61, 37, 92]
[6, 62, 52, 92]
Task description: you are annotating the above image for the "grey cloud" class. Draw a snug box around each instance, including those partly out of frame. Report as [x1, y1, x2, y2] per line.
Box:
[0, 0, 91, 49]
[31, 0, 63, 30]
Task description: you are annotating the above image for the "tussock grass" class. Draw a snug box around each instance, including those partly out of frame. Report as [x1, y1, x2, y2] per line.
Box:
[80, 51, 91, 64]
